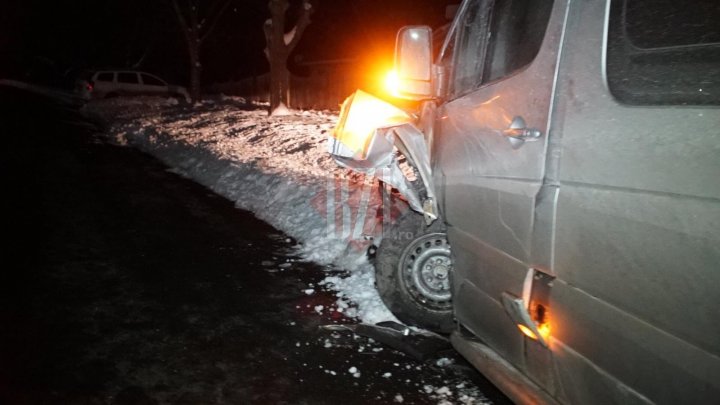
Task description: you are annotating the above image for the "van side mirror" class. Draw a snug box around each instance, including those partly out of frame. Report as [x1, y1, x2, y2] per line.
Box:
[394, 26, 433, 100]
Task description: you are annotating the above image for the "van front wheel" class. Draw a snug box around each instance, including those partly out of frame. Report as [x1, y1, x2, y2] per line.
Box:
[375, 212, 454, 333]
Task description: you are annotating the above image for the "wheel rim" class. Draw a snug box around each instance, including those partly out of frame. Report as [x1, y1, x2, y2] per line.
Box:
[399, 232, 452, 310]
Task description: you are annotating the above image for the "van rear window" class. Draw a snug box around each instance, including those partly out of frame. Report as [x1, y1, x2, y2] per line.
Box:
[606, 0, 720, 105]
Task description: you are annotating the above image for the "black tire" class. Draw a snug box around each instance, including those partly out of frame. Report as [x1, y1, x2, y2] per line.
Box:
[376, 211, 454, 333]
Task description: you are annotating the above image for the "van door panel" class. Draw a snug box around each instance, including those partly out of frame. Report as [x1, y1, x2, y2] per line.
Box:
[444, 178, 538, 262]
[451, 226, 530, 306]
[455, 280, 526, 368]
[550, 0, 720, 402]
[556, 186, 720, 354]
[552, 341, 654, 405]
[438, 0, 567, 382]
[551, 281, 720, 403]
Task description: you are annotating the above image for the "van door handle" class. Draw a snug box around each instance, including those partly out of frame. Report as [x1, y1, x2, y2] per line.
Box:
[502, 116, 542, 149]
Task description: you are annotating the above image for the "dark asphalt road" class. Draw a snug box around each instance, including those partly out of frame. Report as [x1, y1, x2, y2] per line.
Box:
[0, 86, 509, 405]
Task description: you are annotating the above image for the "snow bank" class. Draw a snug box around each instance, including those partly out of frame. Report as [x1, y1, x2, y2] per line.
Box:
[84, 96, 398, 325]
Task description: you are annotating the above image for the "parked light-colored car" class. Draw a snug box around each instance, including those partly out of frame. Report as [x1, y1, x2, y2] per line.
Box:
[330, 0, 720, 403]
[76, 70, 190, 102]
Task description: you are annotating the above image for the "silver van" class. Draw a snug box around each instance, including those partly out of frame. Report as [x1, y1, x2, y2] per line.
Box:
[330, 0, 720, 403]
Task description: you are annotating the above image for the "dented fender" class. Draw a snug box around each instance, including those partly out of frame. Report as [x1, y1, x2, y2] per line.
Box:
[393, 124, 438, 223]
[330, 123, 438, 223]
[329, 90, 438, 223]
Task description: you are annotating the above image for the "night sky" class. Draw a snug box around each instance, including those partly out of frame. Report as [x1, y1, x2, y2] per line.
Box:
[1, 0, 456, 89]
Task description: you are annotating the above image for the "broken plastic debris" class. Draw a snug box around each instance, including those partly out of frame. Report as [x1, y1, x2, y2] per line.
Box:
[435, 357, 454, 367]
[317, 321, 451, 361]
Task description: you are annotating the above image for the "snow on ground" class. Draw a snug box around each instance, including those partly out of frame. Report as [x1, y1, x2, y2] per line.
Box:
[82, 95, 495, 404]
[83, 95, 399, 325]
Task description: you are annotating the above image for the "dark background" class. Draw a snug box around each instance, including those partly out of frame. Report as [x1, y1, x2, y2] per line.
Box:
[1, 0, 456, 89]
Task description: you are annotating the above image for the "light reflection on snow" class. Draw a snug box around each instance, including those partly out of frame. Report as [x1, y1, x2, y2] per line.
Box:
[85, 96, 493, 405]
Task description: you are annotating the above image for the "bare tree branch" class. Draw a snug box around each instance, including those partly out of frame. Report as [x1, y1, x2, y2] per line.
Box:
[286, 1, 314, 52]
[170, 0, 239, 103]
[200, 0, 233, 43]
[265, 0, 315, 112]
[130, 42, 153, 69]
[171, 0, 190, 33]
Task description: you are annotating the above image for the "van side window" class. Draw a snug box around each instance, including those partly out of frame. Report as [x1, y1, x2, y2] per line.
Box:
[451, 0, 553, 98]
[117, 72, 139, 84]
[606, 0, 720, 105]
[482, 0, 553, 83]
[451, 0, 492, 96]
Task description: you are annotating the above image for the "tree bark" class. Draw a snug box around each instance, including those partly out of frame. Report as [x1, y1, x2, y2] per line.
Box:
[186, 10, 202, 103]
[267, 0, 288, 112]
[265, 0, 314, 114]
[188, 39, 201, 103]
[172, 0, 232, 104]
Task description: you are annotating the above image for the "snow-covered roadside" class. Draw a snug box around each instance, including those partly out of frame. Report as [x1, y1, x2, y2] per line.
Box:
[82, 96, 497, 405]
[0, 79, 86, 105]
[83, 96, 398, 325]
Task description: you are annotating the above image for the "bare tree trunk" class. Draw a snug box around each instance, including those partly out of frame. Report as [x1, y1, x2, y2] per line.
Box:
[268, 0, 288, 112]
[265, 0, 314, 114]
[186, 26, 202, 103]
[172, 0, 232, 104]
[269, 53, 289, 111]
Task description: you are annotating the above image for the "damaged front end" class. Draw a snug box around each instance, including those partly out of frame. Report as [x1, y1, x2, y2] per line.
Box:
[328, 90, 438, 224]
